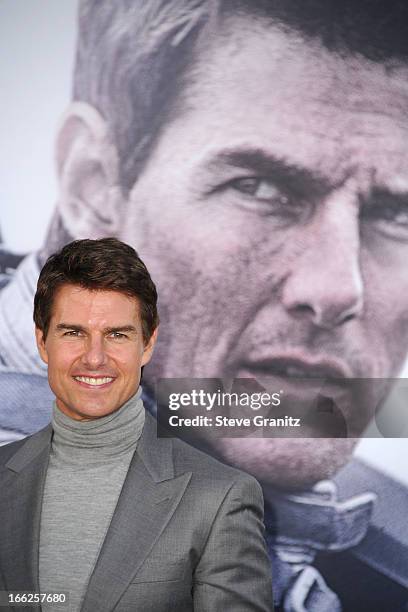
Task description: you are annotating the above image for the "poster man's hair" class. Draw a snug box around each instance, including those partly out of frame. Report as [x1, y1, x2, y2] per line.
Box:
[74, 0, 408, 191]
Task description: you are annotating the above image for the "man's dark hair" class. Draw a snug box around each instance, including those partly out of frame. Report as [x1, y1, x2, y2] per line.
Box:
[34, 238, 159, 342]
[74, 0, 408, 191]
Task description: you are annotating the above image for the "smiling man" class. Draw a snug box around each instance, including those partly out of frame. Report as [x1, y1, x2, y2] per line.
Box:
[1, 1, 408, 609]
[0, 238, 273, 611]
[35, 285, 152, 422]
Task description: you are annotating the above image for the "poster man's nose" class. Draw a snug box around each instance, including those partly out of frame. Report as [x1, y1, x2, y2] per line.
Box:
[282, 201, 364, 330]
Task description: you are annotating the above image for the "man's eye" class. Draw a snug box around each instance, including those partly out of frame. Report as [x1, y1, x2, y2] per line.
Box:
[362, 196, 408, 239]
[225, 177, 304, 221]
[110, 332, 127, 339]
[64, 330, 81, 337]
[230, 177, 287, 201]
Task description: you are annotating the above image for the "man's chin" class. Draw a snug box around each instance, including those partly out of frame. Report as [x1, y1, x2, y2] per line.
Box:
[212, 437, 358, 491]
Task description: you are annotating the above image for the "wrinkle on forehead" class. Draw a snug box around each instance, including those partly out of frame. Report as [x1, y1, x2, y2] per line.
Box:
[187, 15, 408, 123]
[52, 285, 140, 329]
[170, 16, 408, 194]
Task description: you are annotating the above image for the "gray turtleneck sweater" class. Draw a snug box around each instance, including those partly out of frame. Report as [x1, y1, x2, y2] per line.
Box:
[38, 387, 145, 612]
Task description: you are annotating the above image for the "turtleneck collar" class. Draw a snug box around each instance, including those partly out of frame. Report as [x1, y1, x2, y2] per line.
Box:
[51, 386, 145, 466]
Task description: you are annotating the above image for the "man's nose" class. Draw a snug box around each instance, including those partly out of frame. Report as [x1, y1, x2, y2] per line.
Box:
[281, 204, 364, 330]
[81, 335, 108, 369]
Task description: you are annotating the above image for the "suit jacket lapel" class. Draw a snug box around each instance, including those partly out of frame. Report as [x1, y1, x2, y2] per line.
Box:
[0, 425, 52, 593]
[81, 412, 192, 612]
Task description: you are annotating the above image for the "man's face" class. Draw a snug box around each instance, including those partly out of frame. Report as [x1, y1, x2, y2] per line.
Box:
[117, 19, 408, 486]
[35, 284, 156, 421]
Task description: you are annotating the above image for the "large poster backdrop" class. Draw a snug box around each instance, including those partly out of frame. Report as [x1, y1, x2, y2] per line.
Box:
[1, 1, 408, 610]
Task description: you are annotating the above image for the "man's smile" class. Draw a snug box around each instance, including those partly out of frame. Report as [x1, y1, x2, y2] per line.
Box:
[73, 375, 116, 388]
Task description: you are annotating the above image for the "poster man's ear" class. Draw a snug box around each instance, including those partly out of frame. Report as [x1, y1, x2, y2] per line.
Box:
[55, 102, 123, 238]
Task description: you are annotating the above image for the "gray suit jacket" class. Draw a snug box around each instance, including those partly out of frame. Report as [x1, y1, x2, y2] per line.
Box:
[0, 412, 273, 611]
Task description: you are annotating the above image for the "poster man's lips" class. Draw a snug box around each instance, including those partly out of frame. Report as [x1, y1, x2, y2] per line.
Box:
[241, 353, 352, 379]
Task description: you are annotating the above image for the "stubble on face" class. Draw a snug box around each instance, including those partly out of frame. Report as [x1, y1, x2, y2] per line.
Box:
[117, 17, 408, 486]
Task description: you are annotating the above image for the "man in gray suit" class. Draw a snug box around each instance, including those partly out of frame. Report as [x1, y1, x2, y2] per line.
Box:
[0, 238, 273, 611]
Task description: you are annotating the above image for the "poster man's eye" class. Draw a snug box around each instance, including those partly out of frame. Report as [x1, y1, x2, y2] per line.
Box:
[224, 176, 307, 223]
[362, 192, 408, 239]
[230, 177, 288, 202]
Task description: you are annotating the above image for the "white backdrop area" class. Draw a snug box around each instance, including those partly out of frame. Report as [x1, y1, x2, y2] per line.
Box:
[0, 0, 77, 251]
[1, 0, 407, 484]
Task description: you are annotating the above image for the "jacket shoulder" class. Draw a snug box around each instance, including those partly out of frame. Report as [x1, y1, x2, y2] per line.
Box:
[0, 425, 51, 469]
[0, 436, 27, 465]
[334, 457, 408, 589]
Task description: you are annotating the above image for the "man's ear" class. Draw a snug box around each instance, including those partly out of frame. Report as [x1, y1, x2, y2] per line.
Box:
[35, 327, 49, 365]
[55, 102, 123, 238]
[142, 327, 159, 366]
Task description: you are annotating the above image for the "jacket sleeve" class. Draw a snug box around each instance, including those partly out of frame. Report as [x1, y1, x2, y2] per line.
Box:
[192, 474, 274, 611]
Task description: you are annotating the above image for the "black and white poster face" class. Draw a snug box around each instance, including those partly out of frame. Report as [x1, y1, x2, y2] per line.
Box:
[1, 1, 408, 609]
